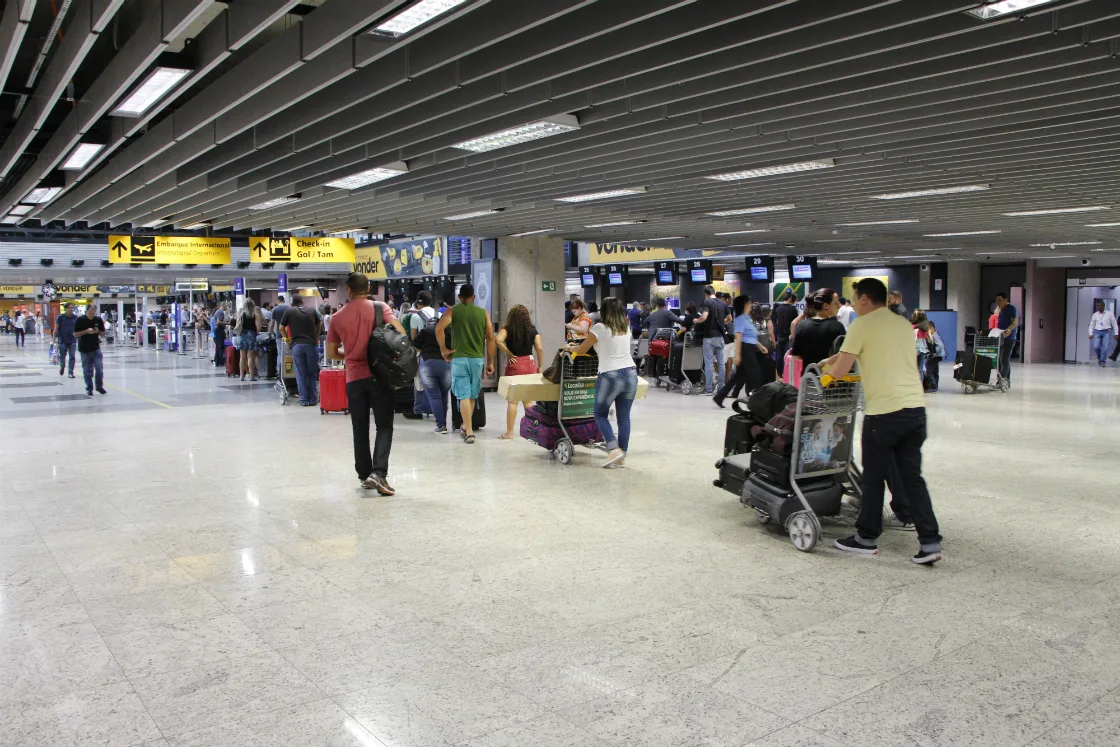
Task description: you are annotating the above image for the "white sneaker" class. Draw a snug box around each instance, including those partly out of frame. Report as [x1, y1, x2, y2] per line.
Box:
[602, 449, 626, 468]
[883, 512, 916, 531]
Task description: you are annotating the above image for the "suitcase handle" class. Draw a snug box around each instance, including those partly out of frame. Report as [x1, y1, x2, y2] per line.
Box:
[820, 374, 860, 388]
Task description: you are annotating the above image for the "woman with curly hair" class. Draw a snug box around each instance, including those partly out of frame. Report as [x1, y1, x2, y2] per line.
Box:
[496, 304, 544, 439]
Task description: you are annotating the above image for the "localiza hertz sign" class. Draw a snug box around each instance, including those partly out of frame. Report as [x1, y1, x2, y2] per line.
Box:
[108, 235, 231, 265]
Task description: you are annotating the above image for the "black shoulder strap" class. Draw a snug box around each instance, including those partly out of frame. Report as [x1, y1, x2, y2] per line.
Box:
[372, 301, 382, 330]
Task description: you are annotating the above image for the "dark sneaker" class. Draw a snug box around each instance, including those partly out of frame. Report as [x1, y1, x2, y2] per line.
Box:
[834, 535, 878, 555]
[68, 373, 75, 378]
[912, 550, 942, 565]
[367, 474, 395, 496]
[96, 388, 108, 395]
[85, 390, 94, 398]
[59, 369, 64, 376]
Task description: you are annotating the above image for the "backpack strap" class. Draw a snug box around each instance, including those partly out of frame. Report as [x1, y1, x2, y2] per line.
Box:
[372, 301, 382, 330]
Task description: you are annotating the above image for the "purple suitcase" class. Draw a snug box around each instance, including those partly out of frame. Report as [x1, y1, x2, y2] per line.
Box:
[521, 405, 601, 449]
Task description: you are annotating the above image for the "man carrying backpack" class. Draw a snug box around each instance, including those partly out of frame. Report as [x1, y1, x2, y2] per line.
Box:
[326, 273, 409, 496]
[409, 291, 451, 433]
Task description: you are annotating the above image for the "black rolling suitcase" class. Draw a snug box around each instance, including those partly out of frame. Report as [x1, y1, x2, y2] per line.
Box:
[750, 445, 791, 488]
[714, 453, 751, 496]
[451, 390, 486, 430]
[953, 351, 993, 384]
[724, 414, 755, 457]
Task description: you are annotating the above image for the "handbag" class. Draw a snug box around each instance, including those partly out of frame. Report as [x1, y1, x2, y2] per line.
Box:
[540, 348, 568, 384]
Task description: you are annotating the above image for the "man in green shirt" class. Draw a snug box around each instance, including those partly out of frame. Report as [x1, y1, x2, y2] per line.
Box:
[436, 283, 496, 443]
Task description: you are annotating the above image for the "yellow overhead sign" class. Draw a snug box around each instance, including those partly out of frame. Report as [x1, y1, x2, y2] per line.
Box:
[108, 235, 231, 265]
[249, 236, 355, 263]
[0, 285, 34, 295]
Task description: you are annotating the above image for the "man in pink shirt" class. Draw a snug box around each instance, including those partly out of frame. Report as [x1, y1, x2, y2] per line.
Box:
[326, 273, 408, 496]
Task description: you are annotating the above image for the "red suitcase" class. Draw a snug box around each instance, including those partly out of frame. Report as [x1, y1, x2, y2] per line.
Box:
[319, 368, 348, 414]
[225, 345, 238, 377]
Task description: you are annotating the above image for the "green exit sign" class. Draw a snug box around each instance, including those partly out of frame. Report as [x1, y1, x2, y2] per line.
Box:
[541, 280, 557, 291]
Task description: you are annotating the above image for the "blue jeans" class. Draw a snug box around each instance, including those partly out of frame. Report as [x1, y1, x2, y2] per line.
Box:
[80, 349, 103, 393]
[419, 358, 452, 428]
[594, 367, 638, 452]
[291, 343, 319, 405]
[58, 340, 76, 375]
[702, 337, 725, 392]
[1091, 328, 1113, 364]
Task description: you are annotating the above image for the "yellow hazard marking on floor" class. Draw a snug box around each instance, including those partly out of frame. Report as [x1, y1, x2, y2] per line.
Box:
[103, 382, 174, 409]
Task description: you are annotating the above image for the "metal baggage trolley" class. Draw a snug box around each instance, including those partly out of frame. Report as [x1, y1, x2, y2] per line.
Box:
[274, 337, 299, 405]
[960, 334, 1009, 394]
[662, 328, 705, 394]
[552, 352, 604, 465]
[742, 364, 863, 552]
[647, 328, 673, 385]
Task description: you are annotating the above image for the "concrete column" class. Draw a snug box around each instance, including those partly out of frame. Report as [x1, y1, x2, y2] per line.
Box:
[496, 236, 567, 358]
[919, 264, 931, 309]
[1025, 260, 1066, 363]
[946, 261, 980, 343]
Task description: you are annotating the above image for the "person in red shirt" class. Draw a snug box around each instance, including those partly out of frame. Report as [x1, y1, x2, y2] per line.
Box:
[325, 273, 408, 496]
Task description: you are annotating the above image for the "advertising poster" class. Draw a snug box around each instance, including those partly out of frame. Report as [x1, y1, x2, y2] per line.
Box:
[352, 237, 444, 278]
[842, 275, 889, 304]
[796, 413, 854, 475]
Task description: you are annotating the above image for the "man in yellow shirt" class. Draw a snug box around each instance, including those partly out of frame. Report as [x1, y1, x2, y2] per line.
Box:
[823, 277, 942, 564]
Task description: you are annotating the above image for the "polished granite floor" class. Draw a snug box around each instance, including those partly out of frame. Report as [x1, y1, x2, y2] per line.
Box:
[1, 335, 1119, 746]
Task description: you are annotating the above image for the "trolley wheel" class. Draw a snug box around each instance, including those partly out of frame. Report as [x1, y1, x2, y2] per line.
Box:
[965, 383, 977, 394]
[554, 437, 574, 465]
[680, 379, 693, 395]
[755, 508, 771, 525]
[787, 511, 820, 552]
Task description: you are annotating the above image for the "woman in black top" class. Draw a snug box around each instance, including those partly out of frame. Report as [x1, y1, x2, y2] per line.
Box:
[791, 288, 845, 367]
[496, 304, 544, 439]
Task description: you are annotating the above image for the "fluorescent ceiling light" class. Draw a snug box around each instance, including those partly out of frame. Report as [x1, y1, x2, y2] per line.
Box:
[622, 236, 683, 243]
[453, 115, 579, 152]
[60, 143, 104, 171]
[111, 67, 191, 117]
[1085, 223, 1120, 227]
[975, 251, 1021, 255]
[325, 162, 407, 190]
[714, 229, 770, 236]
[443, 209, 503, 220]
[8, 204, 33, 215]
[890, 255, 932, 259]
[249, 195, 300, 211]
[1027, 241, 1101, 247]
[923, 230, 1002, 237]
[915, 247, 961, 251]
[556, 187, 647, 203]
[372, 0, 470, 35]
[829, 251, 881, 255]
[25, 187, 61, 203]
[706, 204, 796, 216]
[509, 229, 555, 236]
[1031, 255, 1074, 259]
[584, 221, 645, 228]
[966, 0, 1061, 20]
[722, 243, 774, 248]
[138, 218, 172, 227]
[705, 159, 834, 181]
[0, 214, 19, 224]
[870, 184, 990, 199]
[181, 222, 211, 230]
[835, 219, 920, 226]
[1003, 206, 1110, 216]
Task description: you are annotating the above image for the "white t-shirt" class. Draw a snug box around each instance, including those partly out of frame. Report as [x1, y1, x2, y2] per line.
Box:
[591, 323, 636, 373]
[836, 305, 854, 329]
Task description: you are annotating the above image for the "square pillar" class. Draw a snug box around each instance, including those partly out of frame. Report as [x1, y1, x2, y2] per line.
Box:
[496, 236, 567, 357]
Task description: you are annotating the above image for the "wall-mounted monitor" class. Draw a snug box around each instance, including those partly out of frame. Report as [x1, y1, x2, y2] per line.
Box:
[606, 263, 627, 286]
[655, 261, 677, 286]
[746, 256, 774, 283]
[579, 266, 596, 287]
[786, 254, 817, 281]
[688, 259, 711, 284]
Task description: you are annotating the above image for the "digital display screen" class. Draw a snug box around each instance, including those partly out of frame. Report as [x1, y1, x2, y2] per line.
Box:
[750, 265, 769, 281]
[792, 264, 813, 280]
[580, 273, 595, 287]
[657, 270, 675, 284]
[608, 272, 624, 286]
[690, 268, 709, 283]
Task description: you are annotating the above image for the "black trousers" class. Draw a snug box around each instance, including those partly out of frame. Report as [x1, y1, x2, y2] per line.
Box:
[857, 408, 942, 550]
[714, 348, 761, 403]
[346, 376, 395, 479]
[775, 338, 790, 376]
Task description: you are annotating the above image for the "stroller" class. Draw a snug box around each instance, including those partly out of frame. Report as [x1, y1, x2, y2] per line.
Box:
[662, 328, 705, 394]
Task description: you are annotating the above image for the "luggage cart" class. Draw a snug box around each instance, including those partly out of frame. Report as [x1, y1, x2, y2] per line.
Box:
[662, 329, 705, 394]
[274, 337, 299, 405]
[647, 328, 672, 385]
[631, 336, 649, 374]
[537, 352, 604, 465]
[741, 364, 863, 552]
[959, 334, 1009, 394]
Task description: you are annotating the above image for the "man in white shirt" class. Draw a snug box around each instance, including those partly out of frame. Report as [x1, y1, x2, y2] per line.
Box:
[836, 297, 855, 329]
[1088, 299, 1118, 367]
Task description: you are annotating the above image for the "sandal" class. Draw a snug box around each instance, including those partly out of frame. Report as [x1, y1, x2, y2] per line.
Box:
[463, 434, 476, 444]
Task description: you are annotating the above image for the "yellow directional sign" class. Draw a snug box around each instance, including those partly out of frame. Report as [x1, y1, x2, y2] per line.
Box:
[108, 235, 231, 264]
[250, 236, 355, 263]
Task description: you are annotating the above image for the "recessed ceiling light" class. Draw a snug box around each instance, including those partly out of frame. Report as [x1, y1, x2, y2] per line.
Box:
[453, 115, 579, 152]
[720, 243, 775, 248]
[25, 187, 61, 203]
[325, 162, 407, 189]
[705, 159, 834, 181]
[966, 0, 1061, 20]
[1085, 222, 1120, 227]
[870, 184, 990, 199]
[915, 247, 962, 251]
[974, 251, 1021, 255]
[372, 0, 471, 35]
[714, 229, 771, 236]
[8, 204, 33, 215]
[249, 195, 300, 211]
[829, 251, 881, 255]
[60, 143, 105, 171]
[923, 230, 1002, 237]
[509, 229, 556, 236]
[1027, 241, 1101, 247]
[622, 236, 683, 242]
[1003, 206, 1110, 216]
[583, 221, 645, 228]
[111, 67, 191, 117]
[443, 209, 503, 220]
[835, 219, 920, 226]
[705, 204, 796, 216]
[555, 187, 647, 203]
[1031, 255, 1075, 259]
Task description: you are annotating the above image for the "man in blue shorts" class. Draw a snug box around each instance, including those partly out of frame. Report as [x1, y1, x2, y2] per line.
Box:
[436, 283, 495, 444]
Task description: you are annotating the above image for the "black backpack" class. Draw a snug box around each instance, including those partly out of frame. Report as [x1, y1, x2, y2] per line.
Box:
[410, 308, 441, 349]
[366, 302, 419, 389]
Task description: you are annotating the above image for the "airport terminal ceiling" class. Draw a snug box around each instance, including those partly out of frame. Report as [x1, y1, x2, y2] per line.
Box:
[2, 0, 1120, 270]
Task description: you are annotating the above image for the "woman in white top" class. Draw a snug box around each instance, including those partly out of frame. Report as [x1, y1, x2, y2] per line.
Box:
[565, 296, 637, 468]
